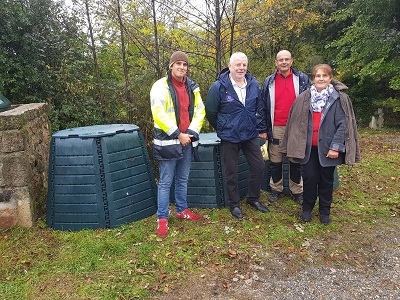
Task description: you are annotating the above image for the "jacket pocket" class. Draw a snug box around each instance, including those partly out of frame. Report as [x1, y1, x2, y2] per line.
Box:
[153, 144, 183, 160]
[217, 114, 231, 131]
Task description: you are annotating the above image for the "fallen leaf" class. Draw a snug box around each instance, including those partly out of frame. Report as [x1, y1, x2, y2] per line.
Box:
[325, 261, 331, 267]
[228, 249, 236, 256]
[163, 283, 172, 292]
[294, 224, 304, 232]
[20, 261, 31, 269]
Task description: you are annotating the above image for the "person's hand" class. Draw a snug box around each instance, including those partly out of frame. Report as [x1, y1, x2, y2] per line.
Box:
[259, 133, 268, 141]
[178, 133, 193, 146]
[326, 149, 339, 159]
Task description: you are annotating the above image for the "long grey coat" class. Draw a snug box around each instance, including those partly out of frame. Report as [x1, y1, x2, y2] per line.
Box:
[280, 80, 361, 167]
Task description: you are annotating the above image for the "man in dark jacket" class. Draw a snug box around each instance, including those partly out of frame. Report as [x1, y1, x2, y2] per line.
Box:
[258, 50, 311, 204]
[205, 52, 269, 219]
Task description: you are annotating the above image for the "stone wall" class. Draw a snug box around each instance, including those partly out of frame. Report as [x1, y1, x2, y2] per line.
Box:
[0, 103, 50, 228]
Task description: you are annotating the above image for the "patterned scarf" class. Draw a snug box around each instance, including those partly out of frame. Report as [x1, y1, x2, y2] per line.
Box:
[310, 84, 334, 112]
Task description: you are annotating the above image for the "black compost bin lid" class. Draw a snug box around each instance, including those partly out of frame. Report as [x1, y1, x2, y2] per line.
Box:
[52, 124, 140, 139]
[0, 94, 11, 112]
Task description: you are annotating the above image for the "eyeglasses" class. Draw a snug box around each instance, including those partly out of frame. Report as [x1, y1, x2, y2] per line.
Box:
[276, 58, 292, 63]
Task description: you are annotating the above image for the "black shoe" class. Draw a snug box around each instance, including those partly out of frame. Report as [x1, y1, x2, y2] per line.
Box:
[293, 193, 303, 205]
[230, 207, 243, 219]
[320, 214, 330, 225]
[268, 191, 279, 203]
[248, 201, 270, 213]
[301, 211, 312, 222]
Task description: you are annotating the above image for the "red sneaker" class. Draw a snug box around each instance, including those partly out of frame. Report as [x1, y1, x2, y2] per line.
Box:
[157, 218, 168, 237]
[175, 209, 202, 220]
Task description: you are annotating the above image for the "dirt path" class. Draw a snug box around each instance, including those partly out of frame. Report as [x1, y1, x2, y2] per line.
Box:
[156, 216, 400, 299]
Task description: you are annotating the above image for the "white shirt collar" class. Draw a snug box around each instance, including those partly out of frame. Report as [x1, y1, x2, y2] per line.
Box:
[229, 75, 247, 105]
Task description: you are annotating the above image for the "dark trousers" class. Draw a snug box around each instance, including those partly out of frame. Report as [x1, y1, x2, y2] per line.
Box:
[222, 138, 264, 208]
[269, 160, 302, 189]
[302, 147, 335, 215]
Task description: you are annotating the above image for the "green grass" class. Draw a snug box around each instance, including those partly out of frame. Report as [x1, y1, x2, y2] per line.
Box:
[1, 128, 399, 300]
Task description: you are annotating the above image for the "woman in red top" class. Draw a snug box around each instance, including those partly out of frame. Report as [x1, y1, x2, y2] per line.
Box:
[302, 64, 346, 225]
[282, 64, 352, 225]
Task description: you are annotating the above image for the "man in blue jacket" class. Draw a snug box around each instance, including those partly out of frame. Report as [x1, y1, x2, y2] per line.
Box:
[258, 50, 311, 204]
[205, 52, 269, 219]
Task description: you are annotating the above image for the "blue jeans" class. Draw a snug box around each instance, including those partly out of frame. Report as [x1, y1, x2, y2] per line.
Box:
[157, 145, 192, 219]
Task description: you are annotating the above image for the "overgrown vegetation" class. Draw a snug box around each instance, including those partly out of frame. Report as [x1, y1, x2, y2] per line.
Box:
[1, 0, 399, 136]
[0, 129, 399, 299]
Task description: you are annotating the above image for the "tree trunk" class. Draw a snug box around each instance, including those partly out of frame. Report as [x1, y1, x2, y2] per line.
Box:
[116, 0, 133, 123]
[152, 0, 162, 78]
[84, 0, 104, 111]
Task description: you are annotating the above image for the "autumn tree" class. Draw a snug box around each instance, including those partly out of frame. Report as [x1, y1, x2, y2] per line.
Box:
[329, 0, 400, 121]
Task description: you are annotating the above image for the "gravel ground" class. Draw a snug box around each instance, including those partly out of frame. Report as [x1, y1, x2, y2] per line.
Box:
[156, 217, 400, 300]
[226, 248, 400, 300]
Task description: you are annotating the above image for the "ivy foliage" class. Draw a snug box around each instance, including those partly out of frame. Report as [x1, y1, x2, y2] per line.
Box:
[329, 0, 400, 113]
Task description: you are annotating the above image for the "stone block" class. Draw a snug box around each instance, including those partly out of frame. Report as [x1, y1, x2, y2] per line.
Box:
[0, 206, 17, 228]
[0, 189, 13, 202]
[2, 153, 28, 186]
[0, 159, 3, 186]
[0, 130, 25, 153]
[0, 103, 48, 131]
[17, 197, 33, 227]
[0, 103, 50, 227]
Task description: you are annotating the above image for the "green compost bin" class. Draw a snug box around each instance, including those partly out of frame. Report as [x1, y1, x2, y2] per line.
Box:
[46, 124, 157, 231]
[173, 132, 250, 208]
[0, 94, 11, 112]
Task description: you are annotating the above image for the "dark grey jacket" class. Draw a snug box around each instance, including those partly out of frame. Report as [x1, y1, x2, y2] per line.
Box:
[280, 80, 361, 166]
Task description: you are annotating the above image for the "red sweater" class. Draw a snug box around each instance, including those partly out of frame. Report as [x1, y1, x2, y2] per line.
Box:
[171, 76, 190, 132]
[274, 71, 296, 126]
[312, 111, 322, 146]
